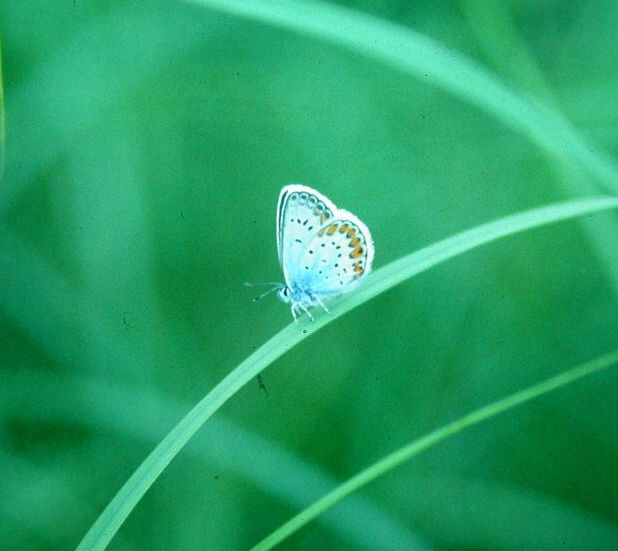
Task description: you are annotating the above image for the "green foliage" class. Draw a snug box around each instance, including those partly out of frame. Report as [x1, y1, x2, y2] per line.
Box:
[2, 1, 618, 550]
[0, 35, 5, 178]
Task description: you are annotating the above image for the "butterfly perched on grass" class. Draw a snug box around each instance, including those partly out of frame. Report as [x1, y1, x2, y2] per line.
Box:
[249, 185, 374, 321]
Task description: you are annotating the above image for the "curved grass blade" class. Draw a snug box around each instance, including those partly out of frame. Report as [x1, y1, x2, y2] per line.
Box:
[76, 195, 618, 551]
[1, 369, 429, 551]
[459, 1, 618, 302]
[250, 349, 618, 551]
[185, 0, 618, 195]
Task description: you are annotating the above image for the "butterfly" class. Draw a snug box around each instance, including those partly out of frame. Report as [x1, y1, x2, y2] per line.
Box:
[250, 184, 374, 322]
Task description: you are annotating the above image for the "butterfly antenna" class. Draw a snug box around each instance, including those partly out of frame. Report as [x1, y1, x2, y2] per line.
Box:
[245, 281, 283, 302]
[245, 281, 283, 288]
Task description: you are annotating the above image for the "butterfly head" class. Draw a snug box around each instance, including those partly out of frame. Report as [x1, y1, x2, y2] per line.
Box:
[276, 284, 310, 307]
[277, 285, 292, 303]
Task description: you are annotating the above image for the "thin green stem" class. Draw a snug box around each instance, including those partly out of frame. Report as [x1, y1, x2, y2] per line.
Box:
[251, 349, 618, 550]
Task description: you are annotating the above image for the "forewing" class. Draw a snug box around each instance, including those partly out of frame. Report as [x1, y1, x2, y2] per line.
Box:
[276, 185, 336, 286]
[293, 211, 374, 296]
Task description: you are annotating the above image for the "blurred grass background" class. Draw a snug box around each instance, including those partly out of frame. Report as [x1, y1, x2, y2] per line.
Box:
[2, 1, 618, 550]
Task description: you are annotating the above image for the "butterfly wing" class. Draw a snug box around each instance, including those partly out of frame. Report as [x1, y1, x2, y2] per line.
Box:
[276, 185, 336, 288]
[296, 211, 374, 296]
[277, 185, 373, 297]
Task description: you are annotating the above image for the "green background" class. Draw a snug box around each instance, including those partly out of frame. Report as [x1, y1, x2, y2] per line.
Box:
[1, 1, 618, 549]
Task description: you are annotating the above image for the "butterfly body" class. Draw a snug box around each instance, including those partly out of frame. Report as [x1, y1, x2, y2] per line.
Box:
[273, 184, 374, 321]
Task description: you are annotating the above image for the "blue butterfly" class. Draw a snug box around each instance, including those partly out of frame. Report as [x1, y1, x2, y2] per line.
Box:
[251, 185, 374, 321]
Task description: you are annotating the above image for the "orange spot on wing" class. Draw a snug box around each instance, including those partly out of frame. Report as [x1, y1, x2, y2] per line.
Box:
[321, 212, 330, 223]
[347, 228, 357, 238]
[353, 262, 364, 274]
[349, 237, 361, 247]
[327, 224, 338, 235]
[339, 224, 350, 233]
[350, 247, 364, 259]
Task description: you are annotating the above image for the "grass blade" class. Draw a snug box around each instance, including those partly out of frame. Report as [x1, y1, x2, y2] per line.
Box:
[250, 349, 618, 550]
[185, 0, 618, 194]
[76, 195, 618, 551]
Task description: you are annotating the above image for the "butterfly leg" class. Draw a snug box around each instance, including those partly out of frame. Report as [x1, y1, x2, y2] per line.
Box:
[290, 304, 299, 323]
[298, 303, 314, 322]
[315, 296, 331, 315]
